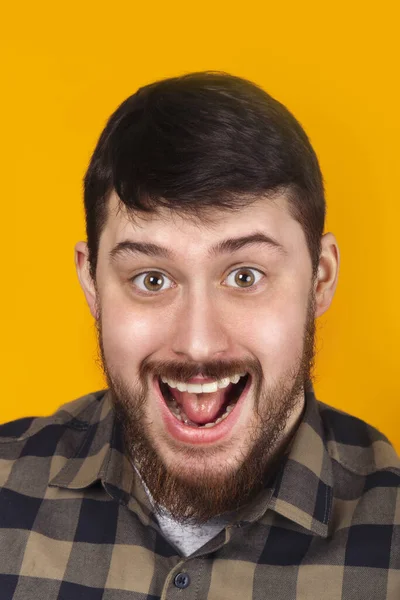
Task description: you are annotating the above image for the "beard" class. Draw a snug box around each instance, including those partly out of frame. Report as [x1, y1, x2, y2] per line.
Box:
[95, 290, 316, 525]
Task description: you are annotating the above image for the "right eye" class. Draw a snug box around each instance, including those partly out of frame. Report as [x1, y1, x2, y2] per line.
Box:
[129, 271, 174, 295]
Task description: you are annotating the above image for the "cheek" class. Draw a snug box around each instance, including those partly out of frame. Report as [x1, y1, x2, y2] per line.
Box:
[99, 301, 168, 372]
[241, 296, 308, 374]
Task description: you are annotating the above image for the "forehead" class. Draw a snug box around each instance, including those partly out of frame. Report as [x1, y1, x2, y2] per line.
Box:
[100, 191, 307, 259]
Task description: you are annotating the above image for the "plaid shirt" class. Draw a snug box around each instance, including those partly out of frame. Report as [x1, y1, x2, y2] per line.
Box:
[0, 387, 399, 600]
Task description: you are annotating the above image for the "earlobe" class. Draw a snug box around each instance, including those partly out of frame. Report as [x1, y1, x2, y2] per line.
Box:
[74, 241, 99, 320]
[315, 232, 340, 318]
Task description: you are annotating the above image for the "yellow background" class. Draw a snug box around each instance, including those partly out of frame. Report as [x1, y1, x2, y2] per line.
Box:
[1, 2, 399, 451]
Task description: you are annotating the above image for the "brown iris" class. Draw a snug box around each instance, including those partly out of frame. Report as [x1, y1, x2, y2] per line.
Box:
[143, 272, 164, 291]
[235, 269, 255, 287]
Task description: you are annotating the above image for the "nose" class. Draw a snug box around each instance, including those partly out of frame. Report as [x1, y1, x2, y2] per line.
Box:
[171, 288, 230, 363]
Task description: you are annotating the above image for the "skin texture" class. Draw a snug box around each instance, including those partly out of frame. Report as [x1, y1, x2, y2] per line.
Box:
[75, 191, 339, 522]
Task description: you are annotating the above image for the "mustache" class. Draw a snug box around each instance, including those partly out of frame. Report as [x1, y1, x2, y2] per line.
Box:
[138, 358, 263, 383]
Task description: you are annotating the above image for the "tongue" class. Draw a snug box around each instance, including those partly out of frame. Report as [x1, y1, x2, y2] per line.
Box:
[170, 385, 233, 424]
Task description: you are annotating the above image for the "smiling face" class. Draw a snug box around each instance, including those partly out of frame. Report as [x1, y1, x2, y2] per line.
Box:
[76, 190, 339, 522]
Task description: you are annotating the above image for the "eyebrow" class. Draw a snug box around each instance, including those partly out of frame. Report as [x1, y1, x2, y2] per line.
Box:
[109, 231, 287, 264]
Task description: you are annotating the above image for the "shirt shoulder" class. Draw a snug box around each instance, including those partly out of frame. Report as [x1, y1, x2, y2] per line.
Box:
[0, 390, 106, 442]
[317, 400, 400, 477]
[0, 390, 108, 487]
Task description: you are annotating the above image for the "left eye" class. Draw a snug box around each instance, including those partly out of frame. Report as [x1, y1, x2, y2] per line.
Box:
[224, 267, 264, 289]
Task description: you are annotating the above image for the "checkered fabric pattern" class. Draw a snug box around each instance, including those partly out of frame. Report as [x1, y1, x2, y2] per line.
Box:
[0, 387, 399, 599]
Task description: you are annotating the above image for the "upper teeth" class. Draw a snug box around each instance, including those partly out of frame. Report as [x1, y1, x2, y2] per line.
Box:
[160, 372, 247, 394]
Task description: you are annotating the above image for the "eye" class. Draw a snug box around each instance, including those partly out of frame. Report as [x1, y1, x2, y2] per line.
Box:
[224, 267, 264, 289]
[130, 271, 173, 294]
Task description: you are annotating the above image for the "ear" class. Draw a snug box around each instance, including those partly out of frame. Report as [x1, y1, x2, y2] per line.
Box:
[314, 232, 340, 318]
[74, 241, 99, 320]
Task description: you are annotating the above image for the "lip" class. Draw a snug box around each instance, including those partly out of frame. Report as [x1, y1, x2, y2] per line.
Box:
[152, 373, 252, 445]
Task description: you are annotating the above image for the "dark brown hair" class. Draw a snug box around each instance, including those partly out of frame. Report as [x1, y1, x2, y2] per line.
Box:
[84, 71, 325, 280]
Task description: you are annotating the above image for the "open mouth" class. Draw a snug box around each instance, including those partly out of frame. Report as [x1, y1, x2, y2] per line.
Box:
[158, 373, 250, 429]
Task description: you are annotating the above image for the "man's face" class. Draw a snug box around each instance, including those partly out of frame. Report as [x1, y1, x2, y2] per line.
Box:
[77, 191, 328, 523]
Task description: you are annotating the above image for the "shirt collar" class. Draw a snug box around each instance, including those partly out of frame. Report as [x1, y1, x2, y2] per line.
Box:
[49, 390, 156, 526]
[49, 385, 333, 537]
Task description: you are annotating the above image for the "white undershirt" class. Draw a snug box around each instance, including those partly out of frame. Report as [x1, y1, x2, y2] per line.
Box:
[155, 510, 230, 556]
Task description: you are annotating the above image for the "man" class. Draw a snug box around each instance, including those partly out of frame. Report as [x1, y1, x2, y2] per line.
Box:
[0, 72, 398, 600]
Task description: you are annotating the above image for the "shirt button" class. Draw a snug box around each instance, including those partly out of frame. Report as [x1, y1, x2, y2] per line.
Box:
[174, 572, 191, 589]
